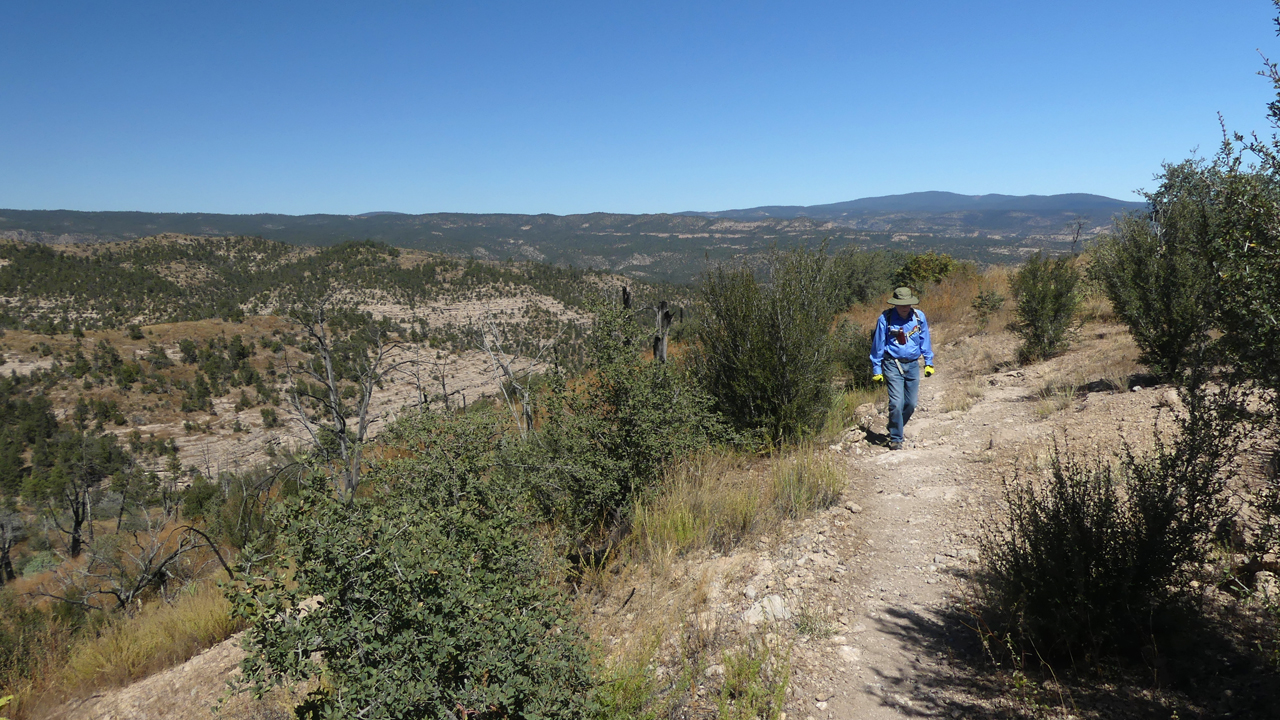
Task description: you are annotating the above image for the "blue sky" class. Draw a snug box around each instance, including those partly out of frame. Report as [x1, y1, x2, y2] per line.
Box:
[3, 1, 1278, 215]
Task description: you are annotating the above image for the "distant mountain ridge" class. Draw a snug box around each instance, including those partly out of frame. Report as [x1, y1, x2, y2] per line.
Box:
[683, 191, 1144, 220]
[0, 192, 1148, 282]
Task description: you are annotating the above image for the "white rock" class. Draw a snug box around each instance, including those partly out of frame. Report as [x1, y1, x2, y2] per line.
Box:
[743, 594, 792, 624]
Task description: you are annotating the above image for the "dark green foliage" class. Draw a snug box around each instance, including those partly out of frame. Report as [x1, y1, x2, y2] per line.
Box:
[981, 383, 1239, 661]
[26, 428, 131, 558]
[831, 319, 875, 389]
[693, 246, 839, 444]
[0, 236, 620, 332]
[178, 338, 198, 364]
[1009, 252, 1081, 362]
[892, 251, 957, 290]
[1090, 161, 1217, 379]
[515, 303, 723, 537]
[0, 380, 59, 496]
[830, 248, 906, 309]
[970, 289, 1005, 328]
[233, 413, 594, 720]
[181, 477, 222, 522]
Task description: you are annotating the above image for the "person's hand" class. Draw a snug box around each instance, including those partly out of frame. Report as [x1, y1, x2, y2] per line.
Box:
[923, 365, 935, 377]
[872, 373, 884, 383]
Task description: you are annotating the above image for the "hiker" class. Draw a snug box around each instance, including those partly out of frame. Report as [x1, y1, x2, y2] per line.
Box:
[870, 286, 935, 450]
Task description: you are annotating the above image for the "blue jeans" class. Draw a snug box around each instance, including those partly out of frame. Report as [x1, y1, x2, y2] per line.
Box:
[883, 356, 920, 444]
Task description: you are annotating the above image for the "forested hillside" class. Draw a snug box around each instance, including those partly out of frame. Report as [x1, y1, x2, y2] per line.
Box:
[0, 191, 1138, 282]
[0, 234, 657, 333]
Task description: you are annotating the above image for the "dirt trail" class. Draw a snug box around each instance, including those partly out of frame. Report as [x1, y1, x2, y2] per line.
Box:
[785, 374, 1035, 719]
[782, 331, 1159, 719]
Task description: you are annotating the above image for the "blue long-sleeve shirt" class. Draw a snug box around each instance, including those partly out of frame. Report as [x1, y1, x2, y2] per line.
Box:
[870, 308, 934, 375]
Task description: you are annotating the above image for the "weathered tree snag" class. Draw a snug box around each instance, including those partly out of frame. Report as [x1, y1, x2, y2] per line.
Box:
[653, 301, 674, 363]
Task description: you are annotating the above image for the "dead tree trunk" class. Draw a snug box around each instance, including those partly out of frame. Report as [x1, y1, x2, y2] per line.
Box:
[652, 301, 674, 363]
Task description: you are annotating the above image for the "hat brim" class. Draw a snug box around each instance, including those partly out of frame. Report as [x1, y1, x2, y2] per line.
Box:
[887, 296, 919, 305]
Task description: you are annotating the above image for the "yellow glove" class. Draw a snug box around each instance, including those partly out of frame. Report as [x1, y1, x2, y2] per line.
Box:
[923, 365, 935, 377]
[871, 373, 884, 383]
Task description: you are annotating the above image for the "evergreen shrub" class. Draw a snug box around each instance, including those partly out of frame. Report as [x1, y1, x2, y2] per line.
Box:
[1090, 160, 1217, 379]
[693, 246, 839, 444]
[233, 411, 595, 719]
[514, 302, 723, 538]
[1009, 252, 1080, 362]
[981, 384, 1239, 661]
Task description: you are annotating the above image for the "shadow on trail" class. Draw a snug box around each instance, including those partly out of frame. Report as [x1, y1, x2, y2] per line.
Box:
[862, 426, 891, 447]
[869, 598, 1280, 719]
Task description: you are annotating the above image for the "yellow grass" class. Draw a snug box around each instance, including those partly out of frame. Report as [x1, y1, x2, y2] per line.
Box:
[628, 449, 846, 574]
[629, 450, 759, 573]
[836, 265, 1015, 348]
[823, 386, 885, 438]
[62, 580, 241, 693]
[942, 377, 988, 414]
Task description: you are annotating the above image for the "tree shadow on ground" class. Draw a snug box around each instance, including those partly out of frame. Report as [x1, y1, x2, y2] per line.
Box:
[868, 594, 1280, 719]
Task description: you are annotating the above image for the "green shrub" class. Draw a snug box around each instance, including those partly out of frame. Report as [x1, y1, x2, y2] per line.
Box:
[1090, 162, 1217, 379]
[831, 319, 875, 389]
[1009, 252, 1081, 362]
[693, 246, 839, 444]
[980, 383, 1239, 661]
[830, 248, 905, 308]
[892, 251, 957, 290]
[232, 435, 595, 719]
[970, 289, 1005, 329]
[513, 303, 723, 538]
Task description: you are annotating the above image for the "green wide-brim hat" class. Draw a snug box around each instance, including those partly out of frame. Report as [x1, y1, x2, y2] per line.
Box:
[887, 287, 919, 305]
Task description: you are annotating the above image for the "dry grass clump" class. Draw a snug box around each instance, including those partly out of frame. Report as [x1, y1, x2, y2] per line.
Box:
[822, 386, 885, 438]
[628, 450, 846, 573]
[769, 453, 845, 521]
[62, 580, 240, 692]
[943, 378, 988, 414]
[629, 451, 760, 570]
[836, 265, 1014, 348]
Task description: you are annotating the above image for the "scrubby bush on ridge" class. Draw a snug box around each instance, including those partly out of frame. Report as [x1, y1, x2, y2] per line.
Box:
[232, 411, 596, 720]
[693, 245, 840, 445]
[1009, 252, 1081, 363]
[980, 381, 1242, 662]
[1090, 160, 1218, 380]
[511, 301, 725, 541]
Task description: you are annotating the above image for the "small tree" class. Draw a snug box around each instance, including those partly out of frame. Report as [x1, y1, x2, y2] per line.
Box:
[514, 301, 722, 539]
[1009, 252, 1081, 362]
[694, 245, 839, 444]
[1090, 160, 1217, 379]
[27, 430, 130, 558]
[892, 250, 957, 290]
[0, 502, 22, 583]
[284, 293, 418, 501]
[831, 247, 905, 308]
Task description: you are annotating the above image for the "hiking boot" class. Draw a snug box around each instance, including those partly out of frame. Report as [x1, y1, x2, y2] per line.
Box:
[888, 441, 903, 451]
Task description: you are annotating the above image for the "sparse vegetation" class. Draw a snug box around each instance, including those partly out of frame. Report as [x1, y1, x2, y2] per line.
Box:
[980, 382, 1242, 662]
